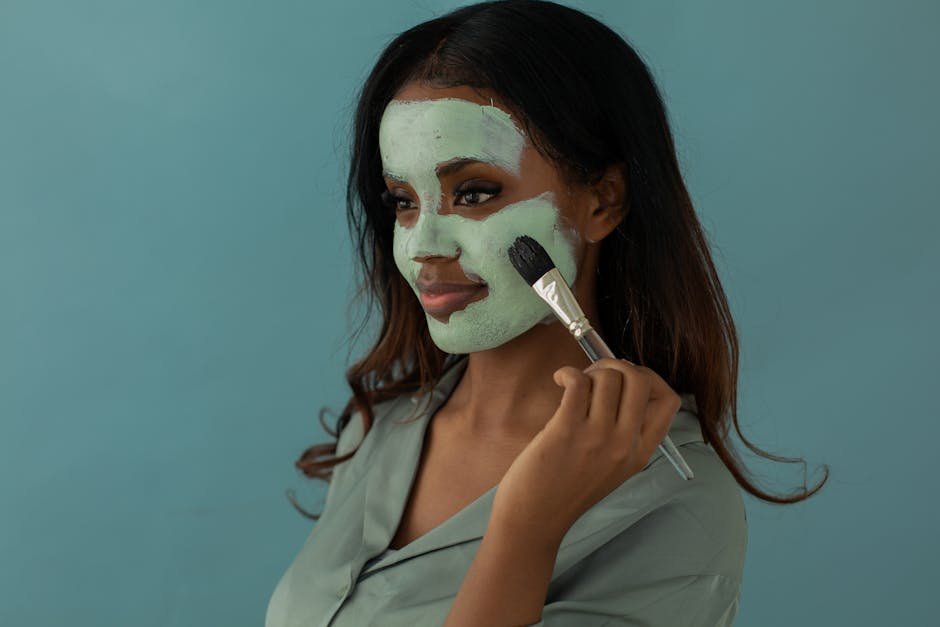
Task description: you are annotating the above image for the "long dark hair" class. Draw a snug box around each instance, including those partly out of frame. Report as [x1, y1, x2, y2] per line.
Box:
[288, 0, 828, 519]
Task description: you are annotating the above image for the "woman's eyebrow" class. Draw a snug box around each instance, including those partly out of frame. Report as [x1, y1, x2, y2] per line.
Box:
[435, 158, 487, 178]
[382, 158, 502, 183]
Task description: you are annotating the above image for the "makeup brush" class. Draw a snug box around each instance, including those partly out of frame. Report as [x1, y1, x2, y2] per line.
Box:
[507, 234, 694, 481]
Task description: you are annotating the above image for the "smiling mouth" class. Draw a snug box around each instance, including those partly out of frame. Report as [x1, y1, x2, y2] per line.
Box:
[419, 284, 489, 318]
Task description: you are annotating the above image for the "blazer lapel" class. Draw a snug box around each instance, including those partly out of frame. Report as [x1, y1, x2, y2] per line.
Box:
[357, 355, 472, 575]
[356, 355, 704, 578]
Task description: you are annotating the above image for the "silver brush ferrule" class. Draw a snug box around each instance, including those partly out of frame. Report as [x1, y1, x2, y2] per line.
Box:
[533, 268, 593, 339]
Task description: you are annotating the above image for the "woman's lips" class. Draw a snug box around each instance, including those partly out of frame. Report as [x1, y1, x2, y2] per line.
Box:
[418, 284, 488, 317]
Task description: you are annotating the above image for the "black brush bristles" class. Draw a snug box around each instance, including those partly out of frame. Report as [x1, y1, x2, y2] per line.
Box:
[507, 235, 556, 286]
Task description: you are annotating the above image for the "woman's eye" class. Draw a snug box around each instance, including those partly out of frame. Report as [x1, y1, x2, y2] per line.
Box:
[380, 189, 416, 213]
[454, 184, 500, 206]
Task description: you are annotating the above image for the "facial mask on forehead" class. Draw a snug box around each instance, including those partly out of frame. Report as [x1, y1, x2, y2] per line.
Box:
[380, 98, 580, 354]
[380, 98, 527, 211]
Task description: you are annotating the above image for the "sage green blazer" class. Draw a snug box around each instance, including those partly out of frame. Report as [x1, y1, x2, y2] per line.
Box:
[266, 354, 747, 626]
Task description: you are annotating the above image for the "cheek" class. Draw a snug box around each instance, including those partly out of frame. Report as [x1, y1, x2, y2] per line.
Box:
[453, 228, 520, 291]
[460, 195, 578, 285]
[392, 223, 417, 286]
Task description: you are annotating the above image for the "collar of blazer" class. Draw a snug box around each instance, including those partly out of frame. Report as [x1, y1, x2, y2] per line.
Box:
[356, 354, 706, 580]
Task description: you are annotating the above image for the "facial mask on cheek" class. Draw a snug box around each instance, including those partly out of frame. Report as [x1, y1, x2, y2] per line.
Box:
[381, 97, 580, 353]
[393, 192, 579, 354]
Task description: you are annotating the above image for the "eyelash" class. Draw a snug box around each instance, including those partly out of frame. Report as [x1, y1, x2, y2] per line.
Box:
[457, 184, 500, 206]
[380, 182, 501, 213]
[379, 190, 413, 213]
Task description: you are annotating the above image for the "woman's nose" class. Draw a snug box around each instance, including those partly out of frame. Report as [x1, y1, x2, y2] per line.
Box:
[413, 247, 461, 264]
[404, 211, 460, 259]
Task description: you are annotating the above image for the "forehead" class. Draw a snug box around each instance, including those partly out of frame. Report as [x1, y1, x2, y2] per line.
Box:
[379, 98, 528, 178]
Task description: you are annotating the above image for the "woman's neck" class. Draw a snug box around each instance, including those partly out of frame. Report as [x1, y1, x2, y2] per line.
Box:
[443, 319, 596, 442]
[440, 243, 603, 442]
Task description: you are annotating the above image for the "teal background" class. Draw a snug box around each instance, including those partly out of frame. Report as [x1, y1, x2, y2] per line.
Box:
[1, 0, 936, 625]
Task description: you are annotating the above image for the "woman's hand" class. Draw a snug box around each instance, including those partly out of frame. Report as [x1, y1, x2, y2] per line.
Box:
[490, 357, 683, 544]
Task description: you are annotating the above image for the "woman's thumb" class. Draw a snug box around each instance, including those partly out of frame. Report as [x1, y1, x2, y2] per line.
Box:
[553, 366, 575, 387]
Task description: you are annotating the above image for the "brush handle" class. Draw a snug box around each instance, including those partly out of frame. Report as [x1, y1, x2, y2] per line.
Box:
[577, 329, 695, 481]
[530, 267, 694, 480]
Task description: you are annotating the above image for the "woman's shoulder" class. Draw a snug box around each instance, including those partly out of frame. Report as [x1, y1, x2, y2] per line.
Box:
[575, 411, 747, 575]
[637, 440, 748, 577]
[336, 401, 393, 453]
[331, 392, 413, 478]
[332, 356, 466, 485]
[667, 442, 747, 535]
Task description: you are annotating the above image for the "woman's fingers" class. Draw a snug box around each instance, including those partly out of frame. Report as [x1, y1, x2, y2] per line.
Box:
[635, 366, 681, 450]
[584, 367, 623, 426]
[555, 365, 625, 427]
[555, 359, 682, 469]
[552, 366, 592, 424]
[584, 358, 681, 462]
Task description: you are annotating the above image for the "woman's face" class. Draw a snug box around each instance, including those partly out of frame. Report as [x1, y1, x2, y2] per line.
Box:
[380, 83, 591, 354]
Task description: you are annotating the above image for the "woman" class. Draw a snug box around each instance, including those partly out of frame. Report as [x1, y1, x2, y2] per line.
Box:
[267, 1, 827, 625]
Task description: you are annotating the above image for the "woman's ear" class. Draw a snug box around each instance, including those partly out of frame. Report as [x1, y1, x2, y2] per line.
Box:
[585, 162, 627, 243]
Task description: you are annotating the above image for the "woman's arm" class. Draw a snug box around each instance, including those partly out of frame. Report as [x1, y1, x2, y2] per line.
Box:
[443, 514, 743, 627]
[445, 360, 683, 626]
[443, 517, 563, 627]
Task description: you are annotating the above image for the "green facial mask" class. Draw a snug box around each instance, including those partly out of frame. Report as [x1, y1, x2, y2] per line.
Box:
[379, 98, 580, 354]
